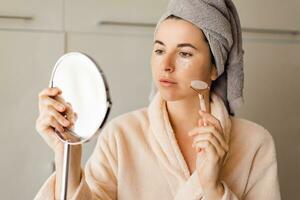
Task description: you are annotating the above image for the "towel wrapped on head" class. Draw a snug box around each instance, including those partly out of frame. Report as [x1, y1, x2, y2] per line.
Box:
[149, 0, 245, 116]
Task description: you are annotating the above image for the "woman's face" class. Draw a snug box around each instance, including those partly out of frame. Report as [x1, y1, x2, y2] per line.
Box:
[151, 18, 217, 101]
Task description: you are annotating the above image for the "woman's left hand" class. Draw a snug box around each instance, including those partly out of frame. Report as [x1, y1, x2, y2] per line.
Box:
[188, 110, 229, 199]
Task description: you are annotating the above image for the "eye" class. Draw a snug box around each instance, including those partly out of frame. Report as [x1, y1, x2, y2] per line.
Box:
[154, 49, 164, 55]
[179, 52, 193, 58]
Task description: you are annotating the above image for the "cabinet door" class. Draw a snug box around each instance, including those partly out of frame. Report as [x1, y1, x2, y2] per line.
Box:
[67, 32, 154, 163]
[0, 30, 64, 200]
[233, 0, 300, 30]
[0, 0, 63, 30]
[67, 32, 153, 118]
[236, 34, 300, 200]
[65, 0, 169, 33]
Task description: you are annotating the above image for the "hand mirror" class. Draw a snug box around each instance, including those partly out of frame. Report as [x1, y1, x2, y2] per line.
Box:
[49, 52, 112, 200]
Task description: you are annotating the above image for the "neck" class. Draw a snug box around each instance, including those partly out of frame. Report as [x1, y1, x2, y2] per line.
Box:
[166, 90, 211, 134]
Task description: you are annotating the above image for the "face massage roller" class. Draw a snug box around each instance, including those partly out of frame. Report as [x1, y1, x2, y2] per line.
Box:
[190, 80, 210, 126]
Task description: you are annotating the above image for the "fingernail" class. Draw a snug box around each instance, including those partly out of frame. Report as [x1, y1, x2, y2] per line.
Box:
[64, 120, 70, 126]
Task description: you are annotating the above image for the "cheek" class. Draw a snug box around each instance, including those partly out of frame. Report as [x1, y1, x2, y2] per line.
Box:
[151, 54, 163, 68]
[151, 55, 163, 79]
[175, 58, 192, 70]
[152, 53, 162, 67]
[177, 58, 211, 82]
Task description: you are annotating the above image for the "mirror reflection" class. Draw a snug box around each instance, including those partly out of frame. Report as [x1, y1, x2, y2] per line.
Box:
[49, 52, 111, 144]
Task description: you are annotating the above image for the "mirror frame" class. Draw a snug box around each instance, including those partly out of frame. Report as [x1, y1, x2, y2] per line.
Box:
[48, 52, 112, 145]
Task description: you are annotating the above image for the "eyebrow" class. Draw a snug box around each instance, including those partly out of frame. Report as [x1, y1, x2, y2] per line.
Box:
[154, 40, 198, 50]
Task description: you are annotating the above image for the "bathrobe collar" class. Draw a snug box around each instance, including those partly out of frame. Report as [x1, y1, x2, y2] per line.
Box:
[148, 92, 232, 198]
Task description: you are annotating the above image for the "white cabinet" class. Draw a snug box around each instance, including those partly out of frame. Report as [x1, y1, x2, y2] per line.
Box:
[67, 32, 154, 120]
[64, 0, 170, 169]
[0, 0, 63, 30]
[66, 32, 155, 163]
[0, 1, 64, 200]
[65, 0, 169, 33]
[233, 0, 300, 30]
[0, 0, 167, 198]
[236, 36, 300, 200]
[230, 4, 300, 198]
[0, 30, 64, 200]
[237, 37, 300, 126]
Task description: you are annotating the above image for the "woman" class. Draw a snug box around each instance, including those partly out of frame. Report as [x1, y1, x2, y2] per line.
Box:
[35, 0, 281, 199]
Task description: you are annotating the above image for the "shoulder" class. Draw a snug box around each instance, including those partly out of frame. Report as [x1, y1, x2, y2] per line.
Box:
[225, 117, 278, 177]
[222, 118, 280, 197]
[108, 107, 149, 130]
[99, 107, 150, 140]
[229, 117, 276, 153]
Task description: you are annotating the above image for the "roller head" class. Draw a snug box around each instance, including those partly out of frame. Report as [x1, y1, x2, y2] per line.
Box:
[190, 80, 209, 90]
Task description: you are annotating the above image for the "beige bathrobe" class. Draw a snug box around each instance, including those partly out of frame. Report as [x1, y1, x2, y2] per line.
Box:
[34, 92, 281, 200]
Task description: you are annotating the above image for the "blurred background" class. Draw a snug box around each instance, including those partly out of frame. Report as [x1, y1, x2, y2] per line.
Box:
[0, 0, 299, 199]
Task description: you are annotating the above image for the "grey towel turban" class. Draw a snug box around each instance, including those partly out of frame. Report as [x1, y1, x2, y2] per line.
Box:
[149, 0, 245, 116]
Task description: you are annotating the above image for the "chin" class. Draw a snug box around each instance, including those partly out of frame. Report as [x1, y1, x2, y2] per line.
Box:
[158, 89, 185, 102]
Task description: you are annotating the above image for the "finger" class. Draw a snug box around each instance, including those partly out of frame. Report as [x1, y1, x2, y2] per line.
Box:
[192, 133, 226, 159]
[46, 105, 70, 127]
[199, 115, 209, 127]
[193, 125, 228, 151]
[196, 112, 226, 150]
[193, 140, 219, 162]
[199, 110, 223, 133]
[41, 96, 66, 113]
[64, 101, 76, 125]
[188, 126, 229, 151]
[38, 88, 63, 112]
[196, 119, 228, 148]
[198, 118, 205, 127]
[39, 126, 60, 142]
[53, 94, 67, 105]
[53, 96, 75, 124]
[38, 87, 62, 98]
[44, 127, 58, 137]
[198, 118, 210, 128]
[45, 115, 65, 133]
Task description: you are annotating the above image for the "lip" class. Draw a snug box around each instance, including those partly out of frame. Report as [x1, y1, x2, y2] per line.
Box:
[159, 78, 177, 87]
[159, 78, 177, 84]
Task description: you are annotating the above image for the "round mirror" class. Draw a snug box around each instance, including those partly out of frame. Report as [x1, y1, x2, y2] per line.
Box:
[49, 52, 112, 200]
[49, 52, 112, 145]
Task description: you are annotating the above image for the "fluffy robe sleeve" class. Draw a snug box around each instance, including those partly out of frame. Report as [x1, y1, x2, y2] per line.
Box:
[219, 128, 281, 200]
[34, 121, 118, 200]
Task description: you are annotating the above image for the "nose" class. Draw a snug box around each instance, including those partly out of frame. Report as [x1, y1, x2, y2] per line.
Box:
[161, 54, 175, 73]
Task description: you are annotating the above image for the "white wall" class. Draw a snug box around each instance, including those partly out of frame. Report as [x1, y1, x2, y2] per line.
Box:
[233, 1, 300, 199]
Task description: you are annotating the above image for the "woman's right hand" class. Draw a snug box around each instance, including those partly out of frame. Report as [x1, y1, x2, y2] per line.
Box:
[36, 87, 83, 198]
[35, 87, 77, 153]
